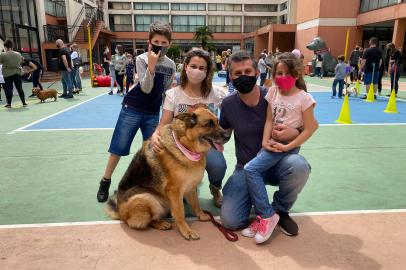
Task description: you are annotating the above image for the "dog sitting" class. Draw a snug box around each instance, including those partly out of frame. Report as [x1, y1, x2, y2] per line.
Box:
[106, 108, 230, 240]
[32, 88, 58, 102]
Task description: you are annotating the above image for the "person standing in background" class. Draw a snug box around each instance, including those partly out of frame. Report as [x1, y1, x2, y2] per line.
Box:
[112, 45, 126, 95]
[0, 63, 4, 102]
[258, 53, 267, 86]
[360, 37, 382, 99]
[387, 43, 402, 97]
[349, 45, 362, 84]
[215, 54, 222, 71]
[56, 39, 74, 99]
[70, 43, 82, 94]
[21, 56, 43, 96]
[0, 40, 27, 108]
[103, 46, 110, 76]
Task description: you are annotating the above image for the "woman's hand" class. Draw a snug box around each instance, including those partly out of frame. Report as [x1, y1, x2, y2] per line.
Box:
[151, 131, 162, 153]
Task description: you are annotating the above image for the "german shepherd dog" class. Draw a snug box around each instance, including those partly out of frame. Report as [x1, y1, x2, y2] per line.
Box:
[106, 107, 230, 240]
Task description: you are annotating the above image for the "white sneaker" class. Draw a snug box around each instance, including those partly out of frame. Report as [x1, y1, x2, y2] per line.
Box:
[241, 216, 261, 238]
[254, 213, 280, 244]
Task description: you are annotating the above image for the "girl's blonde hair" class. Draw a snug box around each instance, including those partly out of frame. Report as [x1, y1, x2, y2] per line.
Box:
[272, 52, 307, 92]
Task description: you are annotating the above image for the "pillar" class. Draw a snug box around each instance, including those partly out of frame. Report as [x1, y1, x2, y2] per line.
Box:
[392, 18, 406, 49]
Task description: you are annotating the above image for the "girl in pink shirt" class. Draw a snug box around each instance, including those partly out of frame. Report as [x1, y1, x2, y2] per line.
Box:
[242, 52, 318, 244]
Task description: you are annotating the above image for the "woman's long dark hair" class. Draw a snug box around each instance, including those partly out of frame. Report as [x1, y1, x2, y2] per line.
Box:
[272, 52, 307, 92]
[180, 49, 214, 98]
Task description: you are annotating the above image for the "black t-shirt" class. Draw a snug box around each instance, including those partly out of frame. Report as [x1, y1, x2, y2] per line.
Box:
[58, 47, 72, 70]
[390, 50, 402, 72]
[362, 47, 382, 73]
[103, 52, 110, 64]
[22, 59, 43, 71]
[220, 87, 268, 167]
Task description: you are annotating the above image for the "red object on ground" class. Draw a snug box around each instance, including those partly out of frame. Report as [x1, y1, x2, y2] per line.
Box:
[94, 75, 115, 87]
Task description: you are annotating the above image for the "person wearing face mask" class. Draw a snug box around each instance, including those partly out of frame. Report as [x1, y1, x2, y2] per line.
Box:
[97, 21, 176, 203]
[220, 51, 313, 241]
[111, 44, 126, 95]
[150, 49, 227, 207]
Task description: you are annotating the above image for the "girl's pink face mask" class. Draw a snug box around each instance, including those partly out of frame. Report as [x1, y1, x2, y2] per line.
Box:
[275, 75, 296, 92]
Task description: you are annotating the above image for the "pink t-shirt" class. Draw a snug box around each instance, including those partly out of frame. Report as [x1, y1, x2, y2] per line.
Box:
[265, 86, 316, 129]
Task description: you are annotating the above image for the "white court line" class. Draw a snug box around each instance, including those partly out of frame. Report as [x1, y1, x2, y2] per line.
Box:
[320, 123, 406, 126]
[17, 128, 114, 132]
[16, 122, 406, 133]
[1, 209, 406, 229]
[8, 93, 107, 135]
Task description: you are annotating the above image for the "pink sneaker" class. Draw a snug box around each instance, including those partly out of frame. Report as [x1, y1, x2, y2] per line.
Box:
[254, 213, 280, 244]
[241, 216, 261, 238]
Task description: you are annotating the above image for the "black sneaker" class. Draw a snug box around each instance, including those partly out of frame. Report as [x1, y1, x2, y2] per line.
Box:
[108, 91, 113, 95]
[59, 94, 67, 98]
[97, 178, 111, 203]
[29, 94, 36, 98]
[4, 104, 11, 108]
[277, 211, 298, 236]
[65, 95, 74, 99]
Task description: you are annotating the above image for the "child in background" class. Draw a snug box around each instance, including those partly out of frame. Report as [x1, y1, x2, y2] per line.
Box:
[108, 61, 116, 95]
[316, 54, 323, 78]
[242, 52, 318, 244]
[124, 54, 135, 94]
[332, 55, 346, 98]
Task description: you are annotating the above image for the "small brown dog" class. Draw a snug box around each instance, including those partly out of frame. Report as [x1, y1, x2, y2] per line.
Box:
[32, 88, 58, 102]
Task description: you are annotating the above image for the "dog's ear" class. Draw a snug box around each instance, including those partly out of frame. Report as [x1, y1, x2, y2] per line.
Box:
[175, 112, 197, 128]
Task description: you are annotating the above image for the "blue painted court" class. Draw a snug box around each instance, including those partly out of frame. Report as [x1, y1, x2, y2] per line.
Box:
[24, 91, 406, 131]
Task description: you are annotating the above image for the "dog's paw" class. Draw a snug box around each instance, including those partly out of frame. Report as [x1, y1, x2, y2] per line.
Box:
[179, 226, 200, 240]
[150, 220, 172, 230]
[198, 212, 210, 222]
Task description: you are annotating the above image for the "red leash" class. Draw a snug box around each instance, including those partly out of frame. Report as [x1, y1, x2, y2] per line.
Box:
[203, 210, 238, 242]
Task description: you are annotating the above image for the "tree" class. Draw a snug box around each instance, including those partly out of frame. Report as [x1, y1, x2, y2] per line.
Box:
[167, 44, 181, 61]
[194, 26, 214, 51]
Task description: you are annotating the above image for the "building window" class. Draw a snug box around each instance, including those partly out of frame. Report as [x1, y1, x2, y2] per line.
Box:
[108, 2, 132, 10]
[244, 16, 277, 33]
[280, 14, 287, 24]
[208, 16, 241, 33]
[172, 15, 205, 32]
[134, 2, 169, 10]
[280, 1, 288, 11]
[44, 0, 66, 17]
[244, 4, 278, 12]
[135, 15, 169, 32]
[171, 3, 205, 11]
[208, 4, 242, 11]
[109, 14, 132, 31]
[359, 0, 398, 13]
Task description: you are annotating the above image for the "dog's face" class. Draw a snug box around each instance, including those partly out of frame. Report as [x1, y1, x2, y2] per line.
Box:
[174, 107, 230, 154]
[32, 88, 40, 95]
[306, 37, 326, 51]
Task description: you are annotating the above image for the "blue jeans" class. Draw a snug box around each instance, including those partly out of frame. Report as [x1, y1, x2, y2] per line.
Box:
[71, 67, 82, 90]
[332, 79, 344, 97]
[243, 148, 300, 218]
[61, 70, 73, 96]
[260, 73, 267, 86]
[206, 148, 227, 188]
[221, 154, 311, 230]
[108, 105, 159, 156]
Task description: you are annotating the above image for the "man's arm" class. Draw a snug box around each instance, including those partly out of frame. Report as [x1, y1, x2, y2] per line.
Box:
[61, 55, 71, 72]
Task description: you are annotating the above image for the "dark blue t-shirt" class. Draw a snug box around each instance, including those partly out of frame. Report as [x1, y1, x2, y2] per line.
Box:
[220, 87, 268, 167]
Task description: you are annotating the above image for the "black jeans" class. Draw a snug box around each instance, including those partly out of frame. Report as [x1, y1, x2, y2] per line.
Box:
[103, 63, 110, 76]
[125, 76, 134, 93]
[115, 70, 124, 92]
[390, 71, 400, 94]
[4, 74, 25, 105]
[32, 69, 43, 90]
[377, 70, 384, 93]
[350, 64, 359, 82]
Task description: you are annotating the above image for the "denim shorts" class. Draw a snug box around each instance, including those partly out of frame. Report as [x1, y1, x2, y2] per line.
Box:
[108, 105, 159, 156]
[364, 72, 380, 85]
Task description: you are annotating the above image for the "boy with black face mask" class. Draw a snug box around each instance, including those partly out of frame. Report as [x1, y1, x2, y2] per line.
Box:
[97, 21, 176, 203]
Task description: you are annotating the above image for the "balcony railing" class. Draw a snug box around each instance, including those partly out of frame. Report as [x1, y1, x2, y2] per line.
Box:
[208, 25, 241, 33]
[110, 24, 133, 32]
[45, 0, 66, 17]
[43, 25, 68, 42]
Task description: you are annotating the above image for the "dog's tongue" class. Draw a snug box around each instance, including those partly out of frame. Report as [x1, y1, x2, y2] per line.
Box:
[214, 142, 224, 152]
